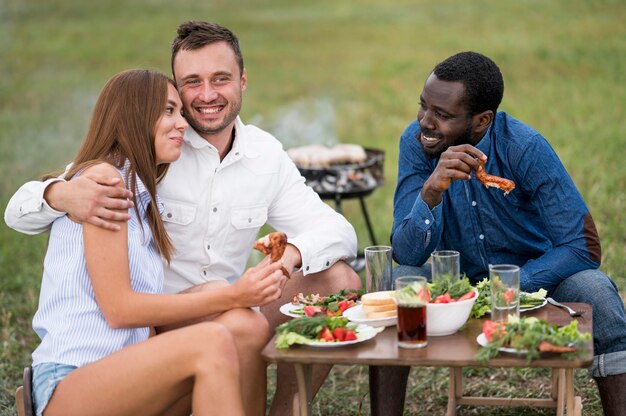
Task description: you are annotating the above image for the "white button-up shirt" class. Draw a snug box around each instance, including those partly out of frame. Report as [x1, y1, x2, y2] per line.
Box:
[5, 117, 357, 293]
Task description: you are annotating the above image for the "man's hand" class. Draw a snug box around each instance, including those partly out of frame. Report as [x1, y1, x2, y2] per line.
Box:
[279, 243, 302, 283]
[232, 258, 287, 307]
[44, 174, 134, 231]
[421, 144, 486, 209]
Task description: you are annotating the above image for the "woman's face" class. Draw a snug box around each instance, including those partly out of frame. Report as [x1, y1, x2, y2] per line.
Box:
[154, 83, 188, 164]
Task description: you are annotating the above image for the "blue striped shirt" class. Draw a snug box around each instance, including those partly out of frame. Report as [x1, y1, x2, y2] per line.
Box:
[32, 163, 164, 367]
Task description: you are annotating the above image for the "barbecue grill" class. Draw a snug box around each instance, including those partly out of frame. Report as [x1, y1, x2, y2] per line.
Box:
[293, 147, 385, 265]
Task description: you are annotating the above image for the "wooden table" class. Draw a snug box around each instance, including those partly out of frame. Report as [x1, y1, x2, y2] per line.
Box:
[262, 303, 593, 416]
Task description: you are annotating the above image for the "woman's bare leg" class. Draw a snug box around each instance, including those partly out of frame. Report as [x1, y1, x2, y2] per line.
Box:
[158, 281, 271, 416]
[214, 308, 270, 416]
[43, 322, 244, 416]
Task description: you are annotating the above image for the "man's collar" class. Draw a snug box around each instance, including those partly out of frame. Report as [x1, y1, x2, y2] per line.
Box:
[474, 121, 494, 156]
[183, 117, 260, 159]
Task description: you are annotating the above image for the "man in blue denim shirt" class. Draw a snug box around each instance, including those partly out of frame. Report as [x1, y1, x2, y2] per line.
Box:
[370, 51, 626, 415]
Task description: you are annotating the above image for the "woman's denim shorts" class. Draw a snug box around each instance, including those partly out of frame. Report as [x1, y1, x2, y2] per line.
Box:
[32, 362, 77, 416]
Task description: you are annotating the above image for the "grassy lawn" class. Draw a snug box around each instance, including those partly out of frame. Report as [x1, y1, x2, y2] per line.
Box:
[1, 0, 624, 414]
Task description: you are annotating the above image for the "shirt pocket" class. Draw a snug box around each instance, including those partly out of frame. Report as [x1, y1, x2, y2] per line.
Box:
[161, 199, 197, 225]
[224, 205, 268, 256]
[230, 205, 268, 230]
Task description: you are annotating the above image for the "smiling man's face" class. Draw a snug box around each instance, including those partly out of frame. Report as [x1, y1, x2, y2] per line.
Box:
[174, 41, 246, 139]
[416, 73, 476, 158]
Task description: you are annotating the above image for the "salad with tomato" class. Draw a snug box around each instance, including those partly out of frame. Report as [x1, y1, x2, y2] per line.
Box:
[477, 316, 591, 363]
[426, 274, 477, 303]
[470, 278, 548, 319]
[275, 316, 359, 348]
[290, 288, 362, 317]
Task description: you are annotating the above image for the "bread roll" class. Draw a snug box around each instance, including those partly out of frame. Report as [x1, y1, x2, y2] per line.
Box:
[361, 291, 395, 306]
[362, 303, 396, 313]
[365, 309, 397, 319]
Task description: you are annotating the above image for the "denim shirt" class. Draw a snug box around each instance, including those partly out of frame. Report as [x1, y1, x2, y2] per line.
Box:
[391, 112, 601, 292]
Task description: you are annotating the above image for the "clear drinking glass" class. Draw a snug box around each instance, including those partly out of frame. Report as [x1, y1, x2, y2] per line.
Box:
[364, 246, 393, 293]
[489, 264, 520, 323]
[395, 276, 429, 348]
[431, 250, 460, 284]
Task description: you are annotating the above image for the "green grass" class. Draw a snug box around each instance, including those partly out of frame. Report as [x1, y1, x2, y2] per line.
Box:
[1, 0, 625, 414]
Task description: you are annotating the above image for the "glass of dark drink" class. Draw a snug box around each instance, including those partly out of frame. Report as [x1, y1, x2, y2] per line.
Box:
[395, 276, 429, 348]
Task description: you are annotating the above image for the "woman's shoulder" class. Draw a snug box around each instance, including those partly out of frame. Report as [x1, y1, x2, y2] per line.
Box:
[81, 162, 123, 181]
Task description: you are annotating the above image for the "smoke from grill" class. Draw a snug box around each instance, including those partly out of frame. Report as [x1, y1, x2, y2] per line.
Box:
[250, 98, 384, 196]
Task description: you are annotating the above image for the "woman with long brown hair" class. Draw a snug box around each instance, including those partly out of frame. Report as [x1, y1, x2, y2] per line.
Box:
[29, 69, 284, 416]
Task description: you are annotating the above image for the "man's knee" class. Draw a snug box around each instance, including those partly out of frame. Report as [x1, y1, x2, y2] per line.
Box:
[552, 269, 619, 303]
[317, 260, 362, 290]
[220, 309, 271, 348]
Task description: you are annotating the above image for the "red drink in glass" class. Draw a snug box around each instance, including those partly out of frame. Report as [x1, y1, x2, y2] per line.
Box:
[397, 303, 427, 348]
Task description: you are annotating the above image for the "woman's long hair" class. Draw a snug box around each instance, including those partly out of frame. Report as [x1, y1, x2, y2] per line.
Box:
[44, 69, 174, 262]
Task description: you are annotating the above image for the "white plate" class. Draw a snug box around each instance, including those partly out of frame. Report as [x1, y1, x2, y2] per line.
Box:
[487, 296, 547, 314]
[279, 303, 306, 318]
[519, 298, 548, 312]
[304, 324, 384, 348]
[343, 304, 397, 328]
[279, 301, 361, 318]
[476, 333, 527, 355]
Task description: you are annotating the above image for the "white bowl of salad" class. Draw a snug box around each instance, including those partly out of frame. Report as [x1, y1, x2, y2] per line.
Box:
[425, 276, 479, 336]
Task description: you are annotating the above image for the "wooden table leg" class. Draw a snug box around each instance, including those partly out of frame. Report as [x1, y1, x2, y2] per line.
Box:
[447, 367, 461, 416]
[551, 368, 559, 400]
[564, 369, 575, 416]
[293, 363, 313, 416]
[556, 369, 566, 416]
[574, 396, 582, 416]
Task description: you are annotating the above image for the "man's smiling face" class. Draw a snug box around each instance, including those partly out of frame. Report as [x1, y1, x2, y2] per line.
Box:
[417, 73, 475, 159]
[174, 41, 246, 139]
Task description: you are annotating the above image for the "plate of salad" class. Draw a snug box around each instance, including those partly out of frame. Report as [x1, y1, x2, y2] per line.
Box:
[275, 316, 383, 349]
[280, 288, 362, 318]
[475, 316, 591, 363]
[470, 278, 548, 319]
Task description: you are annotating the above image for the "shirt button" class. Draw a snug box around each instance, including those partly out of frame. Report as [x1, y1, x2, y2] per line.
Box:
[235, 152, 240, 156]
[19, 206, 22, 212]
[207, 244, 211, 250]
[326, 261, 330, 266]
[472, 201, 477, 206]
[203, 270, 207, 276]
[306, 266, 310, 271]
[212, 207, 217, 213]
[425, 219, 430, 225]
[248, 218, 252, 223]
[479, 234, 484, 240]
[166, 213, 172, 218]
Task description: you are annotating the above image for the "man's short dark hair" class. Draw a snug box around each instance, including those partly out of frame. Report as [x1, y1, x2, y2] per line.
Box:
[170, 21, 244, 80]
[433, 51, 504, 115]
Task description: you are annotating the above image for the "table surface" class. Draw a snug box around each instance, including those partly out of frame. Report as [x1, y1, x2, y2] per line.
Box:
[262, 303, 593, 369]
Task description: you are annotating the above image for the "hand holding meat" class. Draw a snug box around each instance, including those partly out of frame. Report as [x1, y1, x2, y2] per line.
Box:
[421, 144, 485, 208]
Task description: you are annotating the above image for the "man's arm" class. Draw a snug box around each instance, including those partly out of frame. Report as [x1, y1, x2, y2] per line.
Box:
[5, 179, 66, 235]
[4, 173, 134, 234]
[267, 151, 357, 276]
[515, 136, 601, 292]
[391, 124, 485, 266]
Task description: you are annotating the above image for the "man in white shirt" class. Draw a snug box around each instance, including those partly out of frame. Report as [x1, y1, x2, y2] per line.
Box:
[5, 21, 360, 415]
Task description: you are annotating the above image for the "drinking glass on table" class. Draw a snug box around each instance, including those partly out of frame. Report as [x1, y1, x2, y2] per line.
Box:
[489, 264, 520, 323]
[364, 246, 392, 293]
[395, 276, 429, 348]
[431, 250, 460, 283]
